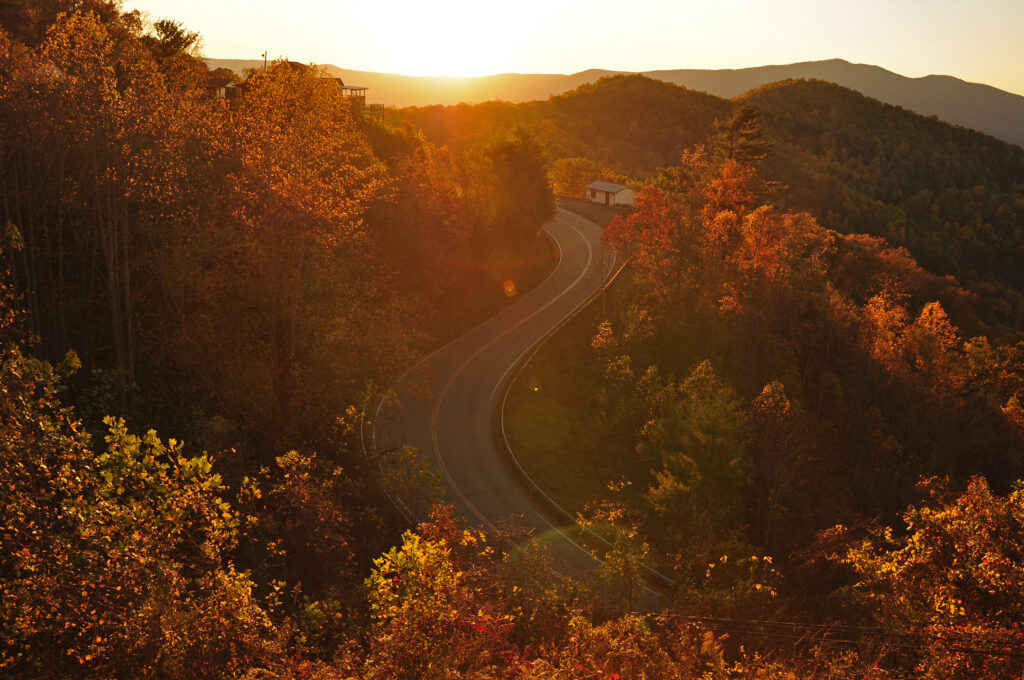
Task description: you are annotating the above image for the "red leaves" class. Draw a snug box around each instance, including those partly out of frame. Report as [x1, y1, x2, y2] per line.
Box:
[603, 186, 678, 298]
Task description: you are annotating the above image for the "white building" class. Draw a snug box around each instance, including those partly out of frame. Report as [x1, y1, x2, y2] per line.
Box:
[586, 181, 635, 206]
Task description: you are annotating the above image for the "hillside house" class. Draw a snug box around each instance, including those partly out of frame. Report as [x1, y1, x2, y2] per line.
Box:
[586, 181, 635, 206]
[224, 61, 379, 118]
[206, 76, 240, 100]
[339, 83, 367, 108]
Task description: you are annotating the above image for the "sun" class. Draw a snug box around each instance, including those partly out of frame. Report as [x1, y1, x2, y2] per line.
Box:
[353, 1, 530, 76]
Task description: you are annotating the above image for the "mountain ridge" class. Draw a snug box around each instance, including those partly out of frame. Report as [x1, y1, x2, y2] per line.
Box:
[204, 57, 1024, 148]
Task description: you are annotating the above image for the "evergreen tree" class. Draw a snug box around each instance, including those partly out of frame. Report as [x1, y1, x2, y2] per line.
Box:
[709, 104, 772, 165]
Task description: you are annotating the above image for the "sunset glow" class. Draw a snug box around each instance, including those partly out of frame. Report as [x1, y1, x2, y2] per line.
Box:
[125, 0, 1024, 94]
[350, 1, 540, 76]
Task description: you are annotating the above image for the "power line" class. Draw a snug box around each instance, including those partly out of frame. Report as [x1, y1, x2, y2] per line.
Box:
[676, 615, 1024, 658]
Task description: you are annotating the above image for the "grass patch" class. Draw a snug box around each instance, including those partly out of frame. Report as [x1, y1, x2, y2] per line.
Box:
[503, 271, 651, 517]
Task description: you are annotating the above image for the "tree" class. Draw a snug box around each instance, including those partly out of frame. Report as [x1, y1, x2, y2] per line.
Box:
[0, 0, 133, 47]
[577, 502, 651, 616]
[378, 445, 444, 522]
[520, 615, 736, 680]
[486, 128, 556, 246]
[547, 156, 622, 198]
[376, 142, 472, 323]
[0, 343, 281, 678]
[701, 159, 759, 220]
[640, 361, 750, 571]
[841, 477, 1024, 679]
[143, 18, 200, 61]
[709, 105, 771, 166]
[748, 380, 813, 553]
[0, 9, 210, 416]
[602, 186, 678, 299]
[364, 509, 516, 679]
[158, 59, 404, 451]
[238, 451, 357, 596]
[140, 18, 205, 91]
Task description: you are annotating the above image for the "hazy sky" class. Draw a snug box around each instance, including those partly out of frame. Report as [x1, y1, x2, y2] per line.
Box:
[125, 0, 1024, 95]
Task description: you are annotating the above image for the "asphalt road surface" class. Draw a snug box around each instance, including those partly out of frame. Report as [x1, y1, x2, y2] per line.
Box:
[371, 208, 614, 574]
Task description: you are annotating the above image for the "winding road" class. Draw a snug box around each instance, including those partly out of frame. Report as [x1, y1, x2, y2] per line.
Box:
[370, 208, 614, 573]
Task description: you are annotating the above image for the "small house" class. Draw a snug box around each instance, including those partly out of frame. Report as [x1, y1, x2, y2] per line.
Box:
[229, 61, 375, 117]
[586, 181, 635, 206]
[206, 76, 240, 100]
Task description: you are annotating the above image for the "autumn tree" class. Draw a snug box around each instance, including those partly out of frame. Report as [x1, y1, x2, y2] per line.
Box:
[520, 615, 736, 680]
[375, 141, 473, 332]
[0, 340, 281, 678]
[602, 186, 679, 299]
[142, 18, 199, 62]
[140, 18, 205, 91]
[640, 361, 750, 576]
[547, 156, 623, 198]
[378, 445, 445, 522]
[0, 0, 133, 47]
[364, 508, 518, 679]
[747, 380, 815, 554]
[0, 8, 219, 420]
[238, 451, 357, 595]
[146, 59, 413, 455]
[577, 501, 652, 616]
[841, 477, 1024, 679]
[486, 128, 556, 247]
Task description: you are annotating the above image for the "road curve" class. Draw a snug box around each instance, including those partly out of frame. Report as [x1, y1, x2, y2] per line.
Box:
[371, 208, 613, 573]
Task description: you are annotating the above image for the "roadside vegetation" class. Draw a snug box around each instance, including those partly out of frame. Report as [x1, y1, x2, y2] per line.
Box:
[505, 106, 1024, 676]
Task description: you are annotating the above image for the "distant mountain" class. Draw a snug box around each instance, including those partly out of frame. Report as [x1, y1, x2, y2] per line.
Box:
[204, 58, 617, 110]
[648, 59, 1024, 150]
[205, 58, 1024, 148]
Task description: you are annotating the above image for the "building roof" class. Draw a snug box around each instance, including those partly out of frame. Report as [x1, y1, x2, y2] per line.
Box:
[240, 64, 366, 91]
[586, 181, 628, 193]
[206, 76, 234, 89]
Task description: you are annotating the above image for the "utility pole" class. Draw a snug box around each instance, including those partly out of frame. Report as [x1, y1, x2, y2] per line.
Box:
[262, 51, 268, 71]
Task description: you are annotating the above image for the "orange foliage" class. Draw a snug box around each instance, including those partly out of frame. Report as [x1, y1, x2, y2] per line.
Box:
[843, 477, 1024, 679]
[702, 159, 758, 220]
[603, 186, 677, 297]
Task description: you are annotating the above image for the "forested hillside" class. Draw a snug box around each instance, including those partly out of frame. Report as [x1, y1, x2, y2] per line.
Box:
[0, 4, 556, 458]
[397, 76, 730, 175]
[2, 3, 1024, 679]
[506, 106, 1024, 679]
[398, 74, 1024, 335]
[743, 80, 1024, 326]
